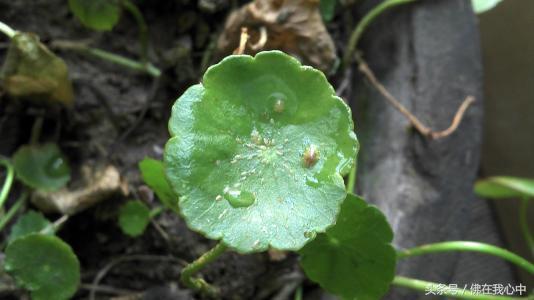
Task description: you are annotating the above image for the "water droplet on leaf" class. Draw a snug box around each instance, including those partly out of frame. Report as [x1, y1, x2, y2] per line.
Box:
[251, 128, 261, 144]
[224, 188, 255, 208]
[273, 99, 285, 113]
[305, 176, 320, 188]
[268, 92, 287, 113]
[45, 157, 68, 178]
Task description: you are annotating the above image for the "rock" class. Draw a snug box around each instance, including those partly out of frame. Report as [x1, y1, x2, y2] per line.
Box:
[31, 164, 128, 215]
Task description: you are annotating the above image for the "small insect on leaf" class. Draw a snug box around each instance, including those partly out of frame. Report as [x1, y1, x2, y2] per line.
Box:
[303, 144, 319, 168]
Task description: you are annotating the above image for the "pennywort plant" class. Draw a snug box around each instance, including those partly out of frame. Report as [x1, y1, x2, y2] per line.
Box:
[0, 144, 80, 300]
[68, 0, 159, 77]
[159, 50, 534, 299]
[116, 158, 175, 237]
[164, 50, 359, 295]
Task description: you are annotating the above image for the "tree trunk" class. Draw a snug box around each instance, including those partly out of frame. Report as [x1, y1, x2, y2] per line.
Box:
[352, 0, 516, 298]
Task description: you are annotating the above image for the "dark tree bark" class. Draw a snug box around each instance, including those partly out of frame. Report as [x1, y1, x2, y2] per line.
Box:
[351, 0, 516, 298]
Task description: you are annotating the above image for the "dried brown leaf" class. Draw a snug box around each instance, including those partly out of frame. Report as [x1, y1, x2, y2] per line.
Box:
[216, 0, 337, 73]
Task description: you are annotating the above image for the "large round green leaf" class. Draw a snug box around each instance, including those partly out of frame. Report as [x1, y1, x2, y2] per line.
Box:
[299, 194, 396, 300]
[475, 176, 534, 199]
[68, 0, 121, 31]
[12, 143, 71, 191]
[164, 51, 358, 253]
[4, 234, 80, 300]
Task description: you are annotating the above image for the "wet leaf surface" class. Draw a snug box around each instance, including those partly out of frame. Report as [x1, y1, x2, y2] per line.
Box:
[165, 51, 358, 253]
[13, 143, 71, 191]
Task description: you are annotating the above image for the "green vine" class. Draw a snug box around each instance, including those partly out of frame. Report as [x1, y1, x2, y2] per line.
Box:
[0, 158, 15, 208]
[343, 0, 418, 67]
[398, 241, 534, 275]
[180, 242, 228, 297]
[0, 20, 16, 38]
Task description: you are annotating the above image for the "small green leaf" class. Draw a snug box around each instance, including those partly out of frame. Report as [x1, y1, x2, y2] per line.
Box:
[0, 33, 74, 106]
[320, 0, 337, 22]
[164, 51, 358, 253]
[13, 143, 71, 191]
[471, 0, 503, 14]
[4, 234, 80, 300]
[118, 200, 151, 237]
[139, 158, 179, 212]
[299, 194, 396, 300]
[68, 0, 121, 31]
[475, 176, 534, 199]
[8, 210, 53, 243]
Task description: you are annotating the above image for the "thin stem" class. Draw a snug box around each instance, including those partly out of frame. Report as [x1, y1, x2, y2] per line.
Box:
[0, 192, 27, 232]
[0, 20, 16, 38]
[120, 0, 149, 63]
[392, 276, 524, 300]
[398, 241, 534, 275]
[346, 163, 357, 193]
[342, 0, 475, 140]
[294, 285, 303, 300]
[149, 206, 164, 218]
[180, 242, 228, 297]
[0, 158, 15, 209]
[30, 116, 44, 145]
[342, 0, 417, 68]
[52, 41, 161, 78]
[45, 215, 69, 233]
[85, 47, 161, 77]
[234, 27, 249, 55]
[520, 197, 534, 257]
[357, 58, 475, 139]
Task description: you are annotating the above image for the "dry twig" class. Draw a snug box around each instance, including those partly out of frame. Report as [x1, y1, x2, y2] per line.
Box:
[233, 27, 250, 55]
[357, 58, 475, 139]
